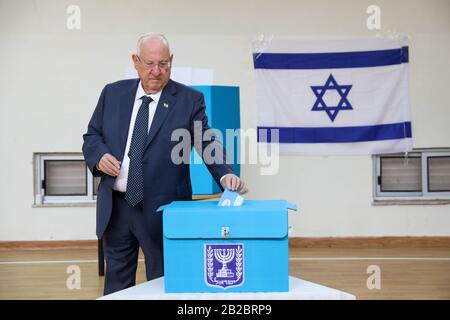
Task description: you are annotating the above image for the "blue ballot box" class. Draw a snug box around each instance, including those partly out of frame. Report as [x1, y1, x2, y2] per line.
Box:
[190, 86, 240, 195]
[159, 200, 297, 293]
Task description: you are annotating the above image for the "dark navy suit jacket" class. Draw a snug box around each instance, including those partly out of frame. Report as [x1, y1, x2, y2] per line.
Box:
[83, 79, 234, 238]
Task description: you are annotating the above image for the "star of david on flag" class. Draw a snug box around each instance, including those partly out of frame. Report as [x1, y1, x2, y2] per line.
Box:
[253, 38, 413, 155]
[310, 74, 353, 122]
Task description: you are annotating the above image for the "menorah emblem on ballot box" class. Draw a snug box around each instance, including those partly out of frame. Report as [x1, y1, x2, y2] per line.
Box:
[205, 244, 244, 289]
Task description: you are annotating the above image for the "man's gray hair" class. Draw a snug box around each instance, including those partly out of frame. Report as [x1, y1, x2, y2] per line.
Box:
[136, 32, 171, 55]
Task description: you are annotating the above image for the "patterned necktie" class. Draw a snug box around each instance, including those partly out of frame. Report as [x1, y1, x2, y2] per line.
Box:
[125, 95, 153, 207]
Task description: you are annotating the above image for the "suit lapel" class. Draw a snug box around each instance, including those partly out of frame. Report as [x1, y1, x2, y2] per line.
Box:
[118, 79, 140, 161]
[144, 79, 177, 150]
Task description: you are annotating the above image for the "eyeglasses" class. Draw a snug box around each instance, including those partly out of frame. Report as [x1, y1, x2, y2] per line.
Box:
[136, 55, 171, 71]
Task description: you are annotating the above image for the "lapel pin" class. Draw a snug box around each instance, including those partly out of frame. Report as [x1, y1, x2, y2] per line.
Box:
[163, 102, 169, 108]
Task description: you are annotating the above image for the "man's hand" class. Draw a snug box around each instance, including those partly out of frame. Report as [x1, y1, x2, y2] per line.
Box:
[98, 153, 121, 177]
[220, 173, 245, 193]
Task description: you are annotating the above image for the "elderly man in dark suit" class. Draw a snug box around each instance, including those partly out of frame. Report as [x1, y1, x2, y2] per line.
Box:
[83, 33, 244, 295]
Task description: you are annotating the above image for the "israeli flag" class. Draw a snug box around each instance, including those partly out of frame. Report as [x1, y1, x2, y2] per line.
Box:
[253, 38, 412, 155]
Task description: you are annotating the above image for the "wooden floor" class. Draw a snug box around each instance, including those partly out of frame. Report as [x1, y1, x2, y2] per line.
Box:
[0, 247, 449, 299]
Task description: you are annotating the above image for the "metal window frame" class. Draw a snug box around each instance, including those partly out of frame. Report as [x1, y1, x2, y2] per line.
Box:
[423, 152, 450, 197]
[35, 153, 96, 204]
[373, 149, 450, 201]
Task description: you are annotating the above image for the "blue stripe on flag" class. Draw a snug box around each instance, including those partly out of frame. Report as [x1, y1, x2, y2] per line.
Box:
[253, 47, 409, 69]
[257, 122, 412, 143]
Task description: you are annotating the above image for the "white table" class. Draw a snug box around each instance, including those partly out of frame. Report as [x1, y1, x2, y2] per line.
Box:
[99, 276, 356, 300]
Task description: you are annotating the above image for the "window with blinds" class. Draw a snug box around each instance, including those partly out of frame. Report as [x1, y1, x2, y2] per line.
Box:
[34, 153, 100, 204]
[374, 150, 450, 200]
[44, 160, 87, 196]
[380, 156, 422, 192]
[427, 156, 450, 192]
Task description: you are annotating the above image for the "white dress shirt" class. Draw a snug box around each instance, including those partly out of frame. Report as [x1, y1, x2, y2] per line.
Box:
[113, 82, 162, 192]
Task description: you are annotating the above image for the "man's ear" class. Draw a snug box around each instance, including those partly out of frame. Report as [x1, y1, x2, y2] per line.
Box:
[131, 54, 139, 69]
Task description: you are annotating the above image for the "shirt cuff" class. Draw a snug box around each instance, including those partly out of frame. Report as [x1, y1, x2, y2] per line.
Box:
[219, 174, 227, 184]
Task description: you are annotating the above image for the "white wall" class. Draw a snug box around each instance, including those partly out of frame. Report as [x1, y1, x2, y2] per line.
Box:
[0, 0, 449, 240]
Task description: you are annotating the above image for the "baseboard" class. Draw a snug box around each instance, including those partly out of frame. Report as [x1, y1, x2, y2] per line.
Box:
[0, 240, 98, 250]
[288, 237, 450, 248]
[0, 237, 449, 250]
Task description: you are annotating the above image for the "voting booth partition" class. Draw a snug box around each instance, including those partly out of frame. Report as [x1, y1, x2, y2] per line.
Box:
[190, 86, 240, 195]
[159, 200, 297, 293]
